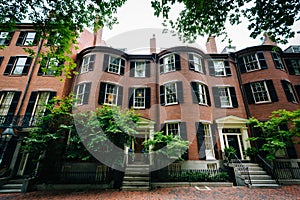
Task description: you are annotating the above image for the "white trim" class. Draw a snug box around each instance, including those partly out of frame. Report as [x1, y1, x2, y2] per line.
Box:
[164, 119, 181, 123]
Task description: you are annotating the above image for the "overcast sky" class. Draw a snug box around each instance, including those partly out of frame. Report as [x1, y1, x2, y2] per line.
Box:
[102, 0, 300, 53]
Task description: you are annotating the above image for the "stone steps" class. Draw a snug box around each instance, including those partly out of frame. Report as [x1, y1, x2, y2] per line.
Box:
[122, 164, 150, 191]
[0, 179, 24, 193]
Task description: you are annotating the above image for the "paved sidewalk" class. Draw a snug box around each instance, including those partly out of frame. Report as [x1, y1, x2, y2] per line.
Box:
[0, 185, 299, 200]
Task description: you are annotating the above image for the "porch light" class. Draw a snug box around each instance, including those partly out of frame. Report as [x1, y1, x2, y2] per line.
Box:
[0, 125, 15, 164]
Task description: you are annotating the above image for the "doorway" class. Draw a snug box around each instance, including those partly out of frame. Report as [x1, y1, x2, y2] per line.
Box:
[223, 129, 245, 160]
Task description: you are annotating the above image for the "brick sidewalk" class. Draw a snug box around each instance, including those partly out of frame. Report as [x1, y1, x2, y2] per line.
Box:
[0, 185, 299, 200]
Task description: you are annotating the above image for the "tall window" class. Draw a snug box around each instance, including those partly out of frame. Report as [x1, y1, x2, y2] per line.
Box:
[98, 82, 123, 106]
[285, 59, 300, 75]
[0, 32, 10, 45]
[250, 81, 271, 103]
[212, 87, 238, 108]
[214, 60, 226, 76]
[109, 56, 122, 74]
[165, 83, 177, 105]
[38, 58, 60, 76]
[80, 55, 95, 73]
[204, 124, 215, 159]
[243, 54, 260, 71]
[191, 82, 210, 105]
[281, 80, 298, 103]
[166, 123, 180, 136]
[160, 82, 183, 106]
[133, 88, 145, 108]
[188, 53, 204, 73]
[238, 52, 268, 73]
[135, 61, 146, 77]
[208, 59, 231, 76]
[16, 31, 38, 46]
[4, 56, 32, 76]
[75, 83, 91, 105]
[218, 87, 231, 107]
[0, 92, 14, 117]
[160, 54, 180, 73]
[271, 52, 285, 71]
[105, 84, 118, 105]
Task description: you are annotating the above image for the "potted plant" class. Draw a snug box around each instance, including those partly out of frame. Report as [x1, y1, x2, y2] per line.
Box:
[224, 147, 236, 163]
[244, 147, 259, 162]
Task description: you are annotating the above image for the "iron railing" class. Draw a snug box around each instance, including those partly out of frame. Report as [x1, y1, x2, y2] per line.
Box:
[273, 159, 300, 180]
[231, 155, 252, 186]
[257, 154, 279, 184]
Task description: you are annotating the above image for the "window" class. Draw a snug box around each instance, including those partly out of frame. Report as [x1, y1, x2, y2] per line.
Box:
[281, 80, 298, 103]
[0, 91, 21, 126]
[160, 54, 180, 73]
[188, 53, 205, 73]
[38, 58, 61, 76]
[191, 82, 210, 105]
[128, 88, 151, 109]
[130, 61, 150, 77]
[160, 81, 183, 106]
[16, 31, 38, 46]
[103, 54, 125, 75]
[0, 31, 13, 45]
[24, 91, 56, 126]
[212, 86, 238, 108]
[208, 59, 231, 76]
[271, 52, 285, 71]
[98, 82, 123, 106]
[238, 52, 268, 73]
[74, 83, 91, 105]
[4, 56, 32, 76]
[196, 123, 215, 160]
[166, 123, 180, 136]
[80, 55, 95, 73]
[244, 80, 278, 104]
[285, 59, 300, 75]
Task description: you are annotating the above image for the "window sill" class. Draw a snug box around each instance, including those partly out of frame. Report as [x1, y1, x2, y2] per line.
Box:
[160, 70, 177, 75]
[199, 103, 209, 107]
[165, 102, 179, 106]
[106, 71, 122, 76]
[254, 101, 272, 104]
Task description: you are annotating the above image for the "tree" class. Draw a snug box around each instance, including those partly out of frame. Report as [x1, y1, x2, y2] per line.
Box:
[248, 109, 300, 160]
[152, 0, 300, 44]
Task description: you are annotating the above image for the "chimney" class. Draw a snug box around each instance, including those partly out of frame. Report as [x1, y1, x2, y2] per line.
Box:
[150, 34, 156, 53]
[93, 27, 103, 46]
[206, 36, 218, 53]
[262, 33, 277, 46]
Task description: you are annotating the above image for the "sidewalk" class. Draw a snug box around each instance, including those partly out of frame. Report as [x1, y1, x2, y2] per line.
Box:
[0, 185, 299, 200]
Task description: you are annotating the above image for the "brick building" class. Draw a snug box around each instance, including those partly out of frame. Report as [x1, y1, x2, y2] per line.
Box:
[0, 24, 300, 177]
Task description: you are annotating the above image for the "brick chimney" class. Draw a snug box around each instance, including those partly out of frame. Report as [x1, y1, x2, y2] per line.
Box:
[93, 27, 103, 46]
[150, 34, 156, 53]
[206, 36, 218, 53]
[262, 33, 277, 46]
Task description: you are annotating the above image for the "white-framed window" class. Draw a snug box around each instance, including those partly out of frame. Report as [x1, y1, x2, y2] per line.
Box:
[40, 58, 59, 76]
[104, 83, 118, 105]
[16, 31, 37, 46]
[250, 81, 271, 103]
[203, 124, 215, 159]
[243, 54, 260, 71]
[188, 53, 204, 73]
[271, 52, 285, 71]
[30, 92, 50, 125]
[162, 54, 176, 73]
[218, 87, 232, 107]
[287, 83, 297, 103]
[108, 55, 122, 74]
[135, 61, 146, 77]
[4, 56, 32, 76]
[133, 88, 145, 108]
[13, 57, 27, 75]
[281, 80, 298, 103]
[0, 92, 14, 116]
[165, 82, 177, 105]
[287, 59, 300, 75]
[197, 83, 207, 105]
[80, 55, 95, 73]
[166, 122, 180, 136]
[75, 82, 92, 106]
[0, 32, 9, 45]
[24, 32, 36, 45]
[214, 60, 226, 76]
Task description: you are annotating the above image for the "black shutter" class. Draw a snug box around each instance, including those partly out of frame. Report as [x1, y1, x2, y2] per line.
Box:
[175, 53, 181, 71]
[24, 92, 38, 126]
[120, 59, 125, 75]
[196, 122, 206, 160]
[128, 87, 134, 108]
[88, 54, 95, 71]
[83, 83, 91, 105]
[188, 53, 195, 70]
[4, 57, 16, 75]
[212, 87, 221, 108]
[49, 91, 56, 101]
[229, 87, 238, 108]
[145, 88, 151, 108]
[129, 62, 135, 77]
[103, 54, 109, 72]
[7, 91, 21, 118]
[160, 85, 165, 106]
[160, 123, 166, 133]
[224, 60, 232, 76]
[117, 85, 123, 106]
[22, 57, 32, 75]
[238, 57, 246, 73]
[180, 122, 188, 160]
[285, 59, 295, 75]
[266, 80, 278, 102]
[145, 61, 151, 77]
[0, 56, 3, 66]
[98, 82, 106, 104]
[244, 83, 255, 104]
[37, 58, 45, 76]
[5, 31, 14, 45]
[208, 60, 215, 76]
[257, 52, 268, 69]
[159, 58, 164, 73]
[211, 124, 219, 160]
[205, 85, 211, 106]
[177, 81, 184, 103]
[295, 85, 300, 100]
[281, 80, 292, 102]
[201, 58, 206, 74]
[191, 82, 200, 103]
[16, 31, 25, 46]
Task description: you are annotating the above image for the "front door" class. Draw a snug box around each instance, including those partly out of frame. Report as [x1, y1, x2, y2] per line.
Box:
[134, 137, 145, 162]
[223, 128, 245, 160]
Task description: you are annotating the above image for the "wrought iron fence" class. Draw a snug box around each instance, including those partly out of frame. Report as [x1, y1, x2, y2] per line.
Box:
[273, 159, 300, 179]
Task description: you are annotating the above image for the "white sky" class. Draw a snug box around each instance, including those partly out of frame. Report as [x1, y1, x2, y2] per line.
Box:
[102, 0, 300, 53]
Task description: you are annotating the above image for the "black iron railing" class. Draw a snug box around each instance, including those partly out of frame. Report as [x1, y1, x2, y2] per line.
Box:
[257, 154, 279, 184]
[231, 155, 252, 186]
[273, 159, 300, 180]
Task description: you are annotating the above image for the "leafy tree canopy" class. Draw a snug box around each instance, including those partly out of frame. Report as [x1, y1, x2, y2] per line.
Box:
[248, 109, 300, 160]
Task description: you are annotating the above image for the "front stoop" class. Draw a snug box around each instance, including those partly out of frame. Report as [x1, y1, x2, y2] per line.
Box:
[0, 179, 24, 193]
[237, 163, 280, 188]
[121, 164, 150, 191]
